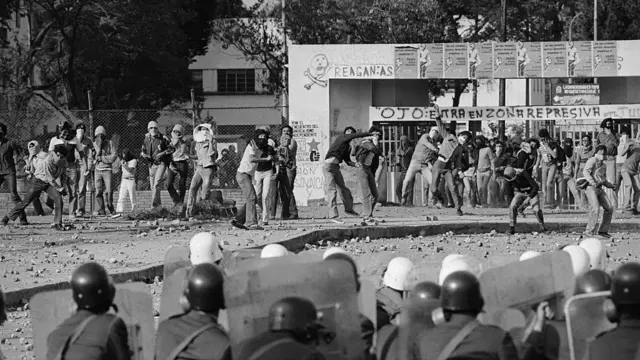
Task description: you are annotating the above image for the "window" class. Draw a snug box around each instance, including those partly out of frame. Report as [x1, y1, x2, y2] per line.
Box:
[190, 70, 203, 95]
[217, 69, 256, 94]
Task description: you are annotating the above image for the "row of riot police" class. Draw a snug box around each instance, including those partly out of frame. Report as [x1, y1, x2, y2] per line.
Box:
[15, 232, 640, 360]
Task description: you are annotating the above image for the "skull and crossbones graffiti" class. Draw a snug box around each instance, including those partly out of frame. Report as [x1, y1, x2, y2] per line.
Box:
[304, 54, 333, 90]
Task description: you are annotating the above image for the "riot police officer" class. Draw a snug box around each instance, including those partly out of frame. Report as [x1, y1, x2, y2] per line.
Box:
[235, 297, 327, 360]
[377, 281, 441, 360]
[46, 262, 130, 360]
[155, 263, 230, 360]
[410, 271, 519, 360]
[586, 262, 640, 360]
[323, 252, 375, 357]
[521, 268, 612, 360]
[377, 257, 414, 327]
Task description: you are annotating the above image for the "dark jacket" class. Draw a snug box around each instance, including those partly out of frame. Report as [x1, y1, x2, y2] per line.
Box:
[410, 314, 519, 360]
[446, 144, 470, 172]
[587, 316, 640, 360]
[521, 319, 570, 360]
[143, 134, 172, 165]
[256, 145, 276, 173]
[0, 138, 19, 175]
[355, 140, 383, 172]
[46, 310, 130, 360]
[325, 132, 370, 164]
[154, 311, 230, 360]
[508, 171, 539, 198]
[235, 332, 325, 360]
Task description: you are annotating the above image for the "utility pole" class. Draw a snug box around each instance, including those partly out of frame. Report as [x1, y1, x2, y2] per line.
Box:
[498, 0, 507, 140]
[593, 0, 598, 84]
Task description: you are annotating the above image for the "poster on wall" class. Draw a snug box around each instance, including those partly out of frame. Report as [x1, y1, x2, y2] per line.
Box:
[469, 43, 493, 79]
[418, 44, 444, 78]
[593, 41, 618, 77]
[394, 46, 419, 78]
[519, 42, 543, 78]
[493, 42, 518, 78]
[542, 42, 568, 77]
[568, 41, 594, 78]
[616, 40, 640, 77]
[444, 43, 469, 78]
[291, 120, 322, 162]
[552, 84, 600, 106]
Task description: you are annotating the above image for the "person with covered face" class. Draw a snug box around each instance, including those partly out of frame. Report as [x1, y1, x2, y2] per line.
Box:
[575, 134, 596, 208]
[515, 138, 541, 215]
[115, 149, 137, 214]
[271, 125, 299, 220]
[217, 148, 235, 188]
[395, 135, 415, 205]
[537, 129, 559, 209]
[594, 118, 620, 209]
[556, 138, 581, 210]
[504, 166, 548, 234]
[231, 129, 273, 230]
[460, 140, 479, 208]
[141, 120, 172, 208]
[253, 129, 277, 225]
[430, 104, 468, 216]
[73, 123, 94, 217]
[3, 144, 69, 230]
[582, 144, 617, 237]
[0, 122, 29, 224]
[401, 128, 438, 206]
[24, 140, 47, 215]
[92, 126, 118, 215]
[166, 124, 190, 207]
[49, 121, 88, 219]
[354, 126, 384, 221]
[323, 126, 371, 221]
[273, 133, 296, 219]
[187, 124, 218, 219]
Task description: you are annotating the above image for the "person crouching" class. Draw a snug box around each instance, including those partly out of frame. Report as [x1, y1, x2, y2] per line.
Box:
[355, 127, 384, 222]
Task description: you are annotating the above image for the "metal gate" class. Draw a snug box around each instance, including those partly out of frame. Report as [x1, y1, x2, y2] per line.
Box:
[373, 121, 435, 205]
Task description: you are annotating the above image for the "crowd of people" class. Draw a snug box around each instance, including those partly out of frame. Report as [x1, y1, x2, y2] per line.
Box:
[0, 120, 299, 230]
[315, 105, 640, 236]
[2, 232, 638, 359]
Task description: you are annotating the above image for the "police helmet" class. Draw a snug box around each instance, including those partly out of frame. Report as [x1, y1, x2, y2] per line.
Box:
[562, 245, 591, 277]
[269, 297, 321, 342]
[579, 238, 608, 270]
[611, 262, 640, 306]
[71, 262, 115, 311]
[441, 271, 484, 313]
[409, 281, 441, 302]
[186, 263, 225, 313]
[324, 252, 360, 292]
[519, 251, 542, 262]
[189, 232, 224, 265]
[575, 269, 612, 295]
[383, 257, 414, 291]
[260, 244, 289, 258]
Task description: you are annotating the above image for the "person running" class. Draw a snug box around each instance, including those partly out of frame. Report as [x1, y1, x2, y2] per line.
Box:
[504, 166, 547, 235]
[323, 127, 371, 221]
[582, 145, 617, 238]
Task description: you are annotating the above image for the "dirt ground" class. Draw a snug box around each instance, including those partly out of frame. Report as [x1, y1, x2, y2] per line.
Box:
[0, 204, 638, 359]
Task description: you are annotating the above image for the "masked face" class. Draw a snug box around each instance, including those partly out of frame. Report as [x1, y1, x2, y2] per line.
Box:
[76, 129, 85, 139]
[60, 129, 70, 140]
[458, 135, 468, 145]
[148, 126, 159, 137]
[496, 145, 504, 156]
[429, 129, 439, 139]
[595, 153, 604, 161]
[256, 134, 268, 147]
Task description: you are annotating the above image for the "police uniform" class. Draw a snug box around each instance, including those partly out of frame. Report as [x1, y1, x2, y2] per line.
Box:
[376, 324, 398, 360]
[586, 316, 640, 360]
[154, 311, 230, 360]
[235, 332, 326, 360]
[521, 319, 570, 360]
[410, 314, 519, 360]
[376, 287, 403, 328]
[46, 309, 130, 360]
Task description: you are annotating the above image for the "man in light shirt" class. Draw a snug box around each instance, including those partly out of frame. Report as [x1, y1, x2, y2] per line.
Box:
[231, 129, 274, 230]
[3, 144, 68, 230]
[583, 145, 617, 237]
[167, 124, 190, 207]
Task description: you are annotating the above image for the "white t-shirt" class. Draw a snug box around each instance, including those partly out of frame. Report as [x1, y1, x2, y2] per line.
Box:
[237, 143, 258, 176]
[122, 159, 137, 178]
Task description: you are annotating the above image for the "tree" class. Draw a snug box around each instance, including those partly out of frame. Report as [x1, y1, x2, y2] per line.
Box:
[570, 0, 640, 41]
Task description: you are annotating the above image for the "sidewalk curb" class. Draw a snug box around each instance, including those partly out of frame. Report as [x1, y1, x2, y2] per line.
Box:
[5, 220, 638, 307]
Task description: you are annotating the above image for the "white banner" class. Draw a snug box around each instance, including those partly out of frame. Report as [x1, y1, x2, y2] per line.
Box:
[369, 104, 640, 122]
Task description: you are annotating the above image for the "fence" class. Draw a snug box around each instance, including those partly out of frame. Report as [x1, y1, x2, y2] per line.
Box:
[0, 108, 285, 212]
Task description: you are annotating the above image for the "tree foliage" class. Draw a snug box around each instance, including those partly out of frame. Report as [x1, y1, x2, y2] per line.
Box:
[1, 0, 244, 112]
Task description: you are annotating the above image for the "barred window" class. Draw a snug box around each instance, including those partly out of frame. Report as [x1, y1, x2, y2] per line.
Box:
[217, 69, 255, 94]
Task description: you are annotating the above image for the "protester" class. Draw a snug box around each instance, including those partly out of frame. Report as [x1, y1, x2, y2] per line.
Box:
[475, 135, 494, 207]
[621, 145, 640, 215]
[355, 127, 384, 222]
[594, 118, 620, 209]
[395, 135, 415, 205]
[74, 122, 94, 217]
[253, 130, 277, 225]
[166, 124, 190, 207]
[141, 120, 172, 208]
[187, 123, 218, 219]
[0, 122, 29, 224]
[401, 128, 438, 207]
[582, 144, 617, 237]
[93, 126, 118, 215]
[115, 148, 137, 215]
[49, 121, 87, 219]
[273, 134, 296, 220]
[557, 138, 581, 210]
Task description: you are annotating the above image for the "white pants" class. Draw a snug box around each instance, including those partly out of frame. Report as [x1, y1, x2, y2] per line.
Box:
[116, 178, 136, 213]
[254, 170, 274, 222]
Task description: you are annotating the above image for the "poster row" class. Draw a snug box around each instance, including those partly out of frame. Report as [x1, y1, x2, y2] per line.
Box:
[369, 104, 640, 122]
[393, 40, 638, 79]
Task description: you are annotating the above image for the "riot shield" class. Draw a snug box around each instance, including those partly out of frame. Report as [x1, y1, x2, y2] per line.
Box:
[159, 246, 191, 322]
[479, 251, 574, 318]
[397, 296, 440, 360]
[232, 251, 323, 273]
[30, 282, 154, 360]
[565, 291, 616, 360]
[219, 248, 261, 275]
[225, 259, 364, 360]
[359, 276, 377, 331]
[479, 308, 528, 350]
[402, 264, 439, 290]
